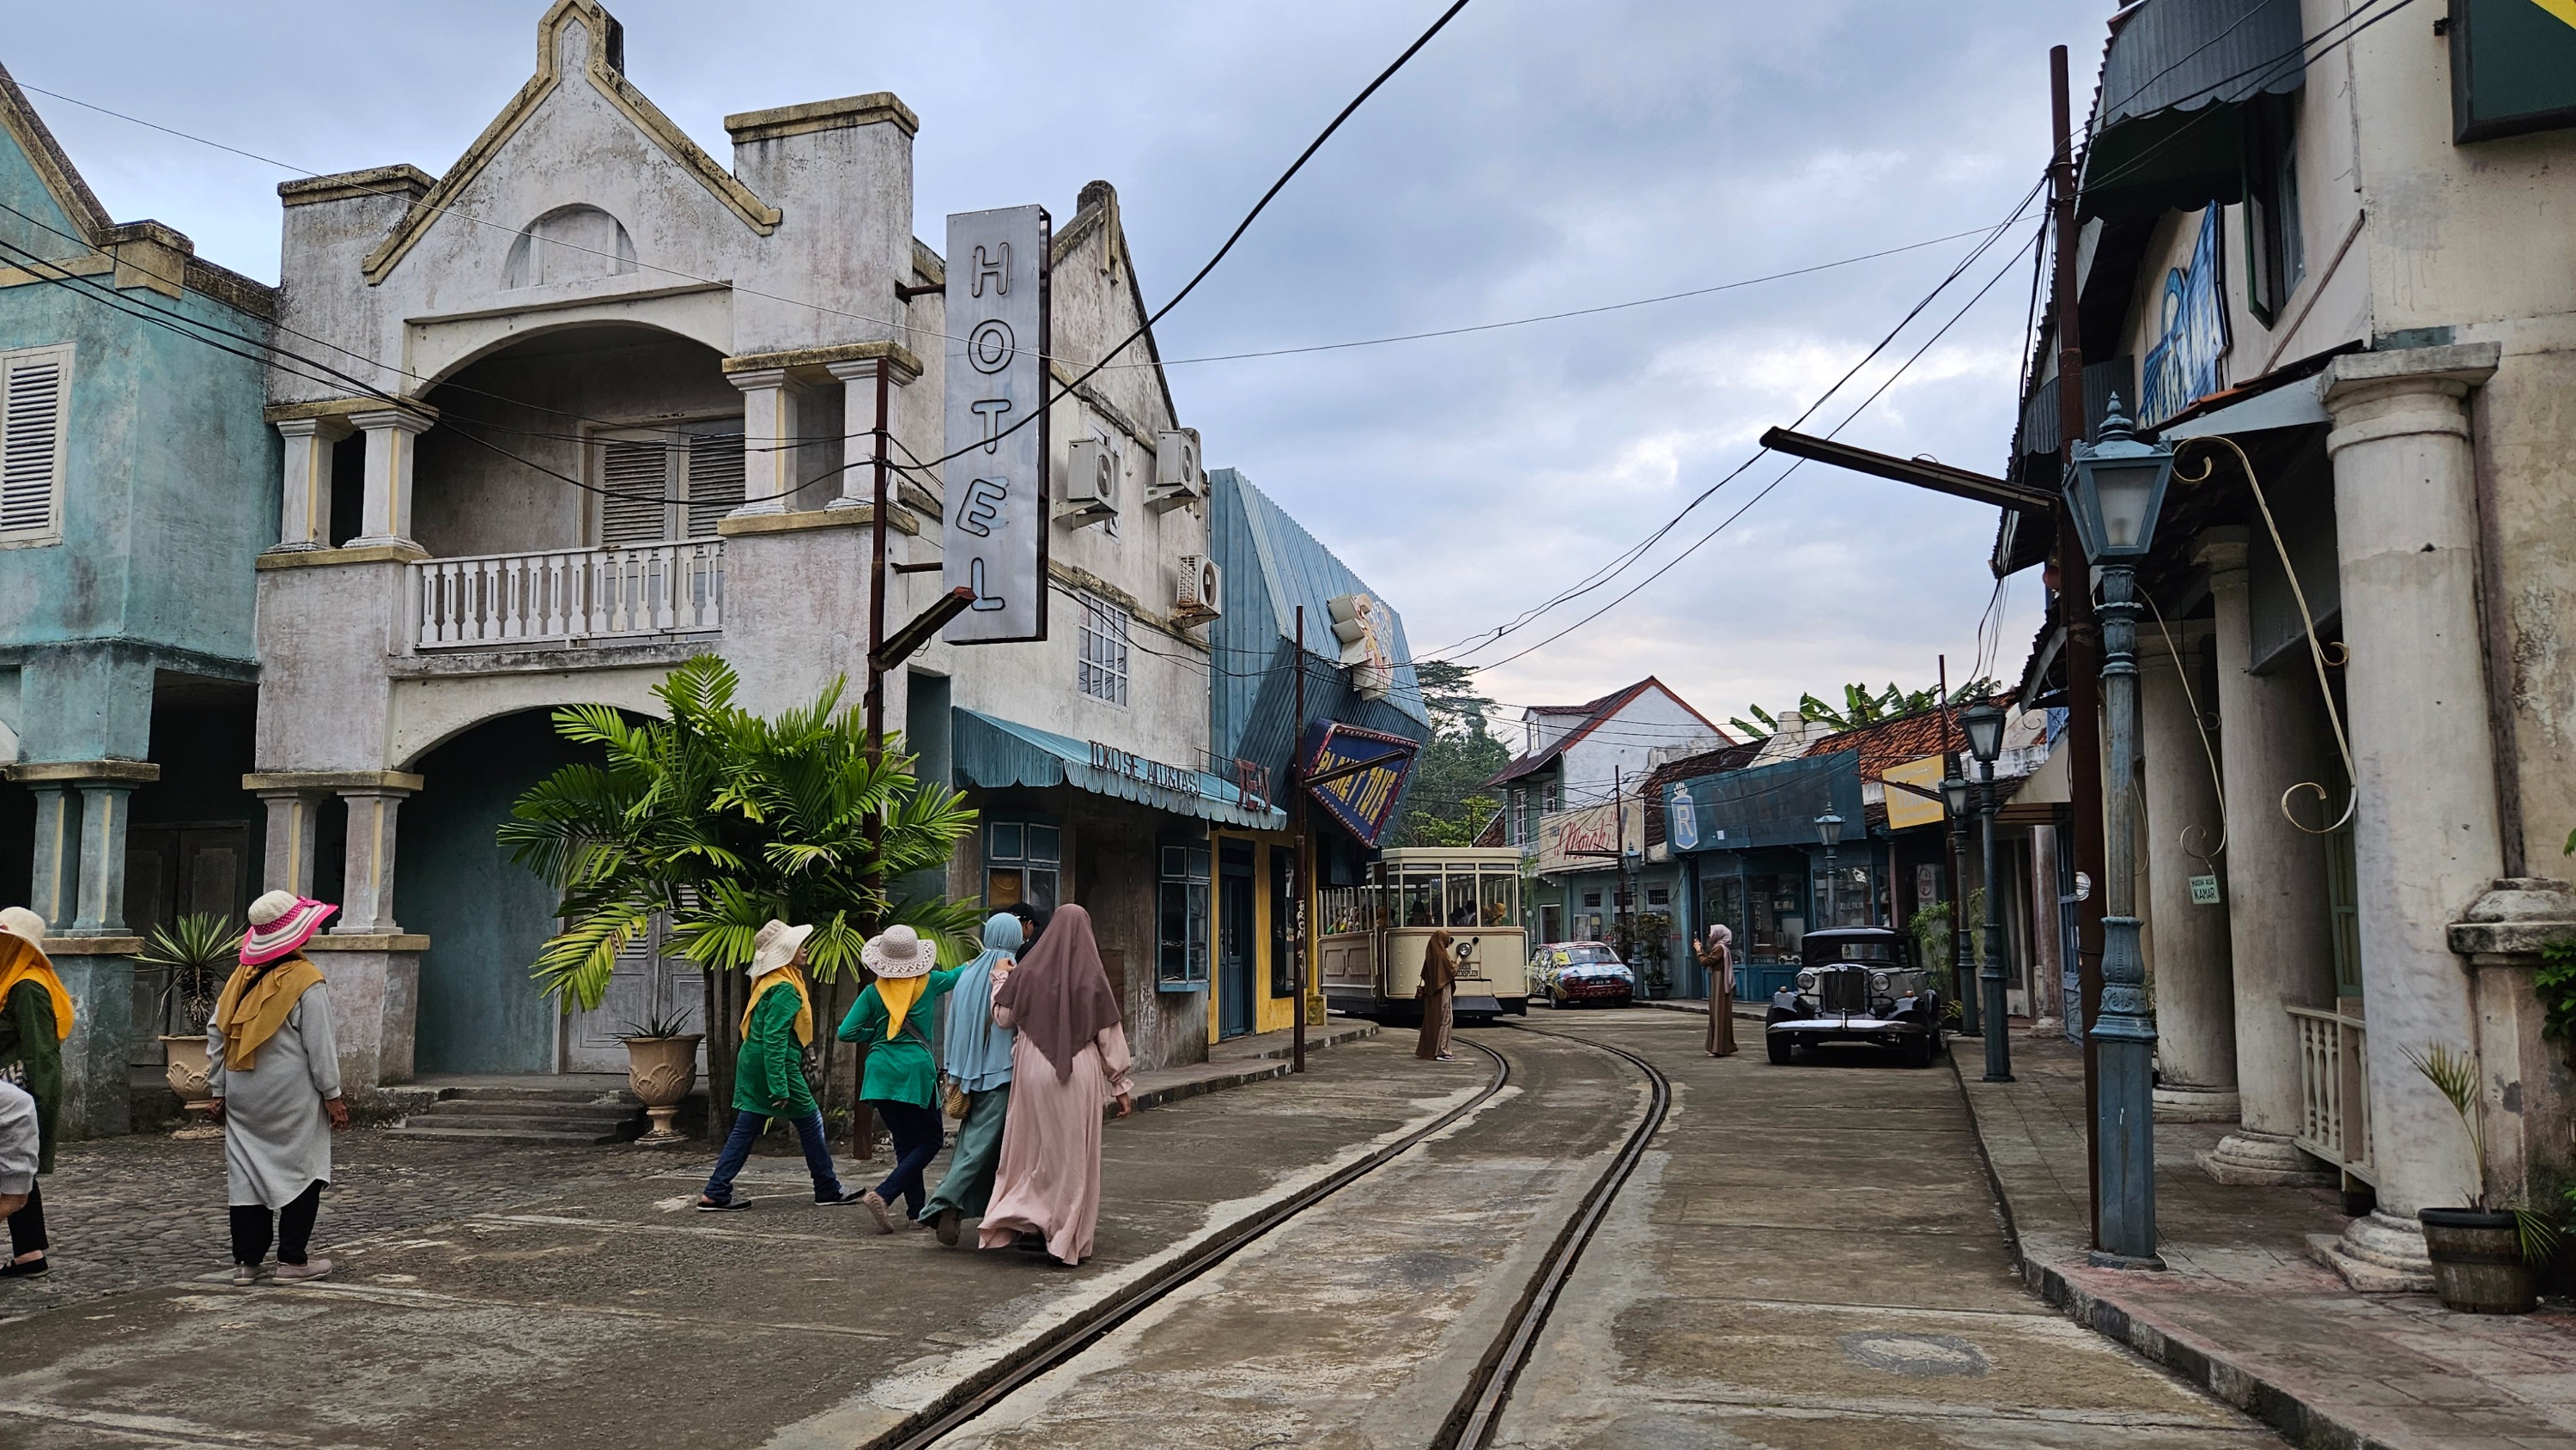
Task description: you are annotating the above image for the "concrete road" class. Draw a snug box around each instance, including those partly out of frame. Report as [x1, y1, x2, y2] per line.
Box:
[1491, 1011, 2278, 1448]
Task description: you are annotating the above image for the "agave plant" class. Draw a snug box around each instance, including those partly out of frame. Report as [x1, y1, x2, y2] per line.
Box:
[501, 654, 982, 1129]
[2407, 1040, 2563, 1264]
[137, 913, 244, 1033]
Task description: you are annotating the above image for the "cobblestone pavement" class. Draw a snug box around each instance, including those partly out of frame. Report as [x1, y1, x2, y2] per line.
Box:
[1, 1125, 681, 1320]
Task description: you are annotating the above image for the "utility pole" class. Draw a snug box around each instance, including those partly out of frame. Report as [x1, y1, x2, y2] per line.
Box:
[2051, 43, 2113, 1249]
[1291, 605, 1308, 1075]
[855, 360, 893, 1161]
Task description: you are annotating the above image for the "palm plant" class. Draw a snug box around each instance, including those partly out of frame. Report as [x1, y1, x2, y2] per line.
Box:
[501, 655, 983, 1126]
[2407, 1040, 2562, 1263]
[137, 913, 244, 1033]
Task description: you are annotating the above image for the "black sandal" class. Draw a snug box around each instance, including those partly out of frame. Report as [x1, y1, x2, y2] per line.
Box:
[0, 1258, 48, 1278]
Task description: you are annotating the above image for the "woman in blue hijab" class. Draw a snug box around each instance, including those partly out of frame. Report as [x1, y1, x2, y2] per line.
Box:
[920, 913, 1023, 1245]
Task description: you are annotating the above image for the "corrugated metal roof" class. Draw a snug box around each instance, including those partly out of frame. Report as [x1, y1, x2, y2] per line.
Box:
[2081, 0, 2305, 221]
[955, 708, 1285, 831]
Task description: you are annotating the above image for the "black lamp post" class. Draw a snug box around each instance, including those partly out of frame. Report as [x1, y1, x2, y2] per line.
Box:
[2063, 391, 2174, 1271]
[1960, 701, 2011, 1084]
[1939, 765, 1978, 1036]
[1814, 812, 1844, 928]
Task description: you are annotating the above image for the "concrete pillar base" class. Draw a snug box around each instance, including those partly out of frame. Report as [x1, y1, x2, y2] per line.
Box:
[305, 937, 426, 1089]
[2152, 1085, 2240, 1123]
[50, 943, 138, 1139]
[2311, 1210, 2435, 1293]
[2200, 1128, 2335, 1186]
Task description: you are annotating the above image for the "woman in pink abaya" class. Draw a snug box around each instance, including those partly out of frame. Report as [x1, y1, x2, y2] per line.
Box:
[977, 904, 1135, 1265]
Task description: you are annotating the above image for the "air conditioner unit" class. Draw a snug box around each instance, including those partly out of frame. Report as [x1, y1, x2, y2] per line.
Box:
[1059, 437, 1118, 523]
[1174, 554, 1222, 626]
[1146, 428, 1204, 512]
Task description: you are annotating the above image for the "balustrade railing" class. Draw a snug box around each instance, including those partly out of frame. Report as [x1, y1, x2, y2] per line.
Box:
[2289, 1004, 2372, 1183]
[413, 542, 724, 649]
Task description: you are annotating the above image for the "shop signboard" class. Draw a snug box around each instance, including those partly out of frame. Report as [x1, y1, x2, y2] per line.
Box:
[1663, 751, 1864, 853]
[1882, 753, 1947, 831]
[943, 203, 1051, 644]
[1535, 797, 1642, 877]
[1299, 721, 1419, 846]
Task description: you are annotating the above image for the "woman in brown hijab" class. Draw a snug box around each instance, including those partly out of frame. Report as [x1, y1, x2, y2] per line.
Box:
[1699, 924, 1738, 1057]
[977, 904, 1135, 1265]
[1416, 929, 1458, 1061]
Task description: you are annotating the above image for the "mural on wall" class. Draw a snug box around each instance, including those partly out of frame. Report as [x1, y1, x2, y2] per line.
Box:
[2139, 209, 2230, 429]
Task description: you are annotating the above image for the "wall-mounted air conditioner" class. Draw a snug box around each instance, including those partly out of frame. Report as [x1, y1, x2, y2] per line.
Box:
[1058, 437, 1117, 523]
[1175, 554, 1222, 626]
[1146, 428, 1203, 512]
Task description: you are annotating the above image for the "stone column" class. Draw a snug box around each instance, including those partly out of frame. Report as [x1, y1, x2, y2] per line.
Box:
[255, 788, 328, 897]
[272, 416, 349, 549]
[69, 782, 138, 936]
[2318, 343, 2506, 1289]
[2451, 879, 2576, 1212]
[24, 784, 74, 930]
[46, 942, 135, 1139]
[2195, 529, 2339, 1186]
[828, 355, 912, 511]
[728, 367, 796, 516]
[2137, 622, 2239, 1121]
[346, 408, 433, 549]
[334, 785, 414, 934]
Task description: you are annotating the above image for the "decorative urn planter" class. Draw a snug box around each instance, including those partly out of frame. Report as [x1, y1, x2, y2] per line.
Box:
[159, 1034, 215, 1116]
[623, 1034, 703, 1143]
[2419, 1208, 2538, 1314]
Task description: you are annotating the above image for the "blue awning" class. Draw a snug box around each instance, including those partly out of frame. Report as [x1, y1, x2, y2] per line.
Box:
[952, 709, 1286, 832]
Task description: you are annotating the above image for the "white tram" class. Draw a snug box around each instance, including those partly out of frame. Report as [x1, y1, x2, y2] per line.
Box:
[1318, 846, 1529, 1023]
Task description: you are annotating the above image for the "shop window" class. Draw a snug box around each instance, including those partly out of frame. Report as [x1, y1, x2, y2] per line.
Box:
[1646, 885, 1669, 907]
[985, 818, 1060, 912]
[2327, 824, 2360, 1000]
[1078, 591, 1130, 706]
[1582, 889, 1601, 909]
[2243, 94, 2303, 327]
[1270, 847, 1296, 998]
[1157, 842, 1211, 990]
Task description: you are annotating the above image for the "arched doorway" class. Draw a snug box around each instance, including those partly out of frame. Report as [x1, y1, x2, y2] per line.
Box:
[398, 707, 696, 1075]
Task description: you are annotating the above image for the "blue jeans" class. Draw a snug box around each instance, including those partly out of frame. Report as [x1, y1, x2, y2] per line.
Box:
[869, 1100, 943, 1219]
[702, 1107, 843, 1204]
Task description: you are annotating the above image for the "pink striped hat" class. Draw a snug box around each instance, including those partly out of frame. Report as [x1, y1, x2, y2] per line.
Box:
[240, 890, 337, 966]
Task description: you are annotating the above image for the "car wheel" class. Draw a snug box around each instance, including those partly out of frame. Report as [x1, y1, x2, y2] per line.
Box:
[1766, 1034, 1795, 1065]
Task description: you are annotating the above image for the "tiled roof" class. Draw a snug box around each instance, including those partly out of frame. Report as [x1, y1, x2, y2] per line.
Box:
[1801, 708, 1972, 782]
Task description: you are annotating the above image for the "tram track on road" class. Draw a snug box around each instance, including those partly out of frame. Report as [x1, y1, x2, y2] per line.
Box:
[879, 1019, 1671, 1450]
[878, 1037, 1514, 1450]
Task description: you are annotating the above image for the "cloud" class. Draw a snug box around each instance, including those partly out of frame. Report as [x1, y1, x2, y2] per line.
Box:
[4, 0, 2084, 725]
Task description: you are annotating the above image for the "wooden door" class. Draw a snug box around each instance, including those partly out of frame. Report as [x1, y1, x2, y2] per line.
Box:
[563, 913, 708, 1073]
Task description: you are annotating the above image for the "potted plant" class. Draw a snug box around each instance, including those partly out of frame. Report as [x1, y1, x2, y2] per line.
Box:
[2405, 1041, 2561, 1313]
[621, 1010, 704, 1143]
[137, 913, 243, 1117]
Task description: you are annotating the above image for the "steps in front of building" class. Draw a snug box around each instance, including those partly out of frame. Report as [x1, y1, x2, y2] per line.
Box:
[388, 1085, 643, 1146]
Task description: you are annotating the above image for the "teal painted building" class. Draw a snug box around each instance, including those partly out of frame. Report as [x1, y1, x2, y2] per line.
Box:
[0, 67, 279, 1135]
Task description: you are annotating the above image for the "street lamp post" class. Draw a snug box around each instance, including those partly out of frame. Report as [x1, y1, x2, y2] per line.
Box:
[1961, 702, 2012, 1084]
[1939, 767, 1978, 1036]
[2063, 392, 2174, 1271]
[1814, 812, 1844, 929]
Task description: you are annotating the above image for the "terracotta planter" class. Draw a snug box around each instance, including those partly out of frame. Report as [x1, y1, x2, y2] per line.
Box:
[159, 1034, 215, 1116]
[623, 1034, 702, 1142]
[2419, 1208, 2537, 1314]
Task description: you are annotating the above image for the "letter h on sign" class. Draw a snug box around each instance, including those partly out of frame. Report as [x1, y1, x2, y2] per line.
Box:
[942, 205, 1050, 644]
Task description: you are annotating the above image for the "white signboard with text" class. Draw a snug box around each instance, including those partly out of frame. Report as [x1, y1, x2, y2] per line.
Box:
[943, 204, 1050, 644]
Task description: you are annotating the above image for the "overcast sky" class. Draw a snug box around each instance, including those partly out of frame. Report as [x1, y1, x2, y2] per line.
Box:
[7, 0, 2100, 737]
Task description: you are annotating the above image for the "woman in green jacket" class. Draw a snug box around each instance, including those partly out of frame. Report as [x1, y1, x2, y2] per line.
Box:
[0, 907, 69, 1279]
[838, 925, 963, 1233]
[695, 919, 862, 1211]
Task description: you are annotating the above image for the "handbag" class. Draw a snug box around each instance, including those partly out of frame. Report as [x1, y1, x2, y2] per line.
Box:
[943, 1076, 971, 1119]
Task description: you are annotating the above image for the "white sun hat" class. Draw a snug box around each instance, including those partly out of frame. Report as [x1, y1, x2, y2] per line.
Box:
[860, 924, 935, 979]
[748, 919, 815, 979]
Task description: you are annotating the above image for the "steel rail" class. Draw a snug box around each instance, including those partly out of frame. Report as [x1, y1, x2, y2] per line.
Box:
[1438, 1022, 1673, 1450]
[880, 1037, 1513, 1450]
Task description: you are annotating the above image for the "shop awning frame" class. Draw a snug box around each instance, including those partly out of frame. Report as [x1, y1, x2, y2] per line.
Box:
[952, 709, 1287, 832]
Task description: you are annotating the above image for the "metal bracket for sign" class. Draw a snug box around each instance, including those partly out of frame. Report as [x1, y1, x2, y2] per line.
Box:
[871, 586, 978, 673]
[1303, 753, 1407, 792]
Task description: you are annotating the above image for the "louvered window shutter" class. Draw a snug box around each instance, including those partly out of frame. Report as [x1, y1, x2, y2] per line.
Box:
[684, 427, 746, 538]
[1, 347, 70, 542]
[598, 435, 671, 547]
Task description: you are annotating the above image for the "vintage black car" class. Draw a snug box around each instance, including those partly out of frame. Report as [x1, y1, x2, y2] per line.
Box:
[1765, 926, 1945, 1067]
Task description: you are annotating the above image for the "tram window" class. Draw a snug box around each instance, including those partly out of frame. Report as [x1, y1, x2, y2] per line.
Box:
[1400, 874, 1440, 927]
[1321, 885, 1362, 934]
[1479, 873, 1516, 926]
[1445, 874, 1479, 927]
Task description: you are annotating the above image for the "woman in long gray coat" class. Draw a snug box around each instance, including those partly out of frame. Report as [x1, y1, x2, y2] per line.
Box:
[210, 892, 348, 1285]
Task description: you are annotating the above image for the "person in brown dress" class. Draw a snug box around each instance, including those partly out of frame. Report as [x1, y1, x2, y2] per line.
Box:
[1416, 929, 1457, 1061]
[1700, 924, 1738, 1057]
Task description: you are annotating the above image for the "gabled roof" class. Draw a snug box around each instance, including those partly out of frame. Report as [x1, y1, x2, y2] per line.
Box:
[361, 0, 780, 284]
[1485, 676, 1730, 787]
[0, 61, 112, 253]
[1048, 179, 1180, 451]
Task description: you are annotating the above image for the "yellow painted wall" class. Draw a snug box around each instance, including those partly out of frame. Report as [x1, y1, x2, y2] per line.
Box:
[1206, 831, 1303, 1042]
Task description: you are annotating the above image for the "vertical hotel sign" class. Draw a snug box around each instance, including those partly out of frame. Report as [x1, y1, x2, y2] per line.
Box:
[943, 205, 1050, 644]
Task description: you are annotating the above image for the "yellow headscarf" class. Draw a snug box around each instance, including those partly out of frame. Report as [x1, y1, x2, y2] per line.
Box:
[742, 968, 815, 1046]
[876, 974, 928, 1041]
[212, 956, 328, 1072]
[0, 935, 71, 1043]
